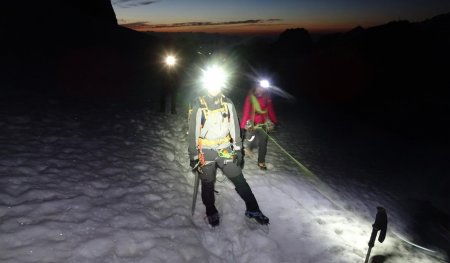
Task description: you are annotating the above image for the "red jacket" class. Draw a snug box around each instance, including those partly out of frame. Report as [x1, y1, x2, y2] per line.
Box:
[240, 93, 277, 129]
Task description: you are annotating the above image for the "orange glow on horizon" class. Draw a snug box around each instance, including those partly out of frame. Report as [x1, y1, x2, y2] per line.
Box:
[120, 21, 356, 36]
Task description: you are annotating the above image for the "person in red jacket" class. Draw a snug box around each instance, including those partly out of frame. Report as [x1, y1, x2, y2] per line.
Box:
[240, 81, 277, 170]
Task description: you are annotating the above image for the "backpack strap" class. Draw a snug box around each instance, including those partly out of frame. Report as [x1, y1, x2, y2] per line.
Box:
[198, 96, 208, 127]
[250, 94, 267, 114]
[198, 95, 230, 125]
[250, 94, 269, 124]
[220, 96, 230, 123]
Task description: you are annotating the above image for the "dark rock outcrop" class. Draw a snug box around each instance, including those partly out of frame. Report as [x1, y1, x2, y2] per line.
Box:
[1, 0, 158, 100]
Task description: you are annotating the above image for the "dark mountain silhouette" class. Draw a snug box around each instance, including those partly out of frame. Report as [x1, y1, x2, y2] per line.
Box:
[264, 28, 313, 101]
[273, 28, 314, 53]
[421, 13, 450, 34]
[1, 0, 159, 100]
[2, 0, 118, 47]
[268, 13, 450, 135]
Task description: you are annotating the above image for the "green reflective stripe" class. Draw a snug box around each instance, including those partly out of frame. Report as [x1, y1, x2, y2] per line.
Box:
[251, 95, 267, 114]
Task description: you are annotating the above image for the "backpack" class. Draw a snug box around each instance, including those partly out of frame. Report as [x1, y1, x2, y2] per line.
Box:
[187, 95, 230, 131]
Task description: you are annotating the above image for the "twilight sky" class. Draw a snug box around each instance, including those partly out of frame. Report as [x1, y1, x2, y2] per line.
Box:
[112, 0, 450, 35]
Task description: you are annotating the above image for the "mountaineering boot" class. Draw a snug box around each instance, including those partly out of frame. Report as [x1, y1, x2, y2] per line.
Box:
[245, 210, 269, 225]
[258, 162, 267, 170]
[206, 213, 220, 227]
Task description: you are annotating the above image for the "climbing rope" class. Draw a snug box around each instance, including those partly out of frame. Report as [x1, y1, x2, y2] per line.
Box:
[260, 128, 445, 258]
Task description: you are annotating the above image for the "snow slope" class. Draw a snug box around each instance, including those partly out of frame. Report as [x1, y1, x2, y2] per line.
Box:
[0, 100, 447, 262]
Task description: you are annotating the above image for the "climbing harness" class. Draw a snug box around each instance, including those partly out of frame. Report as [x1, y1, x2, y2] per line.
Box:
[198, 135, 231, 147]
[217, 148, 236, 159]
[247, 93, 273, 131]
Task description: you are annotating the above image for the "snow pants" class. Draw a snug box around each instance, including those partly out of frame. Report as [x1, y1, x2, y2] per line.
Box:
[245, 126, 268, 163]
[198, 147, 260, 216]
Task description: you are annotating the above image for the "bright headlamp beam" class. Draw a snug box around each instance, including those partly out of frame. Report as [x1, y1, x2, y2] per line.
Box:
[165, 55, 176, 66]
[259, 79, 270, 89]
[201, 65, 227, 94]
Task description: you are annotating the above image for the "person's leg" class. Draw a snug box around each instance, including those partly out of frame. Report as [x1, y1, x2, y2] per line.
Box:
[199, 163, 218, 216]
[244, 129, 257, 157]
[218, 154, 269, 225]
[229, 174, 260, 212]
[199, 150, 221, 226]
[256, 127, 268, 165]
[219, 156, 259, 212]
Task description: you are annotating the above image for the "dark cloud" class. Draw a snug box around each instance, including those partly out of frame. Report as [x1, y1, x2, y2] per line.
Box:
[121, 19, 283, 30]
[112, 0, 159, 8]
[120, 22, 150, 29]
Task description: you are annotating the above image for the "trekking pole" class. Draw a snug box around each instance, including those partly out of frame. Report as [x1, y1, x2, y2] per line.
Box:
[364, 207, 388, 263]
[191, 167, 200, 216]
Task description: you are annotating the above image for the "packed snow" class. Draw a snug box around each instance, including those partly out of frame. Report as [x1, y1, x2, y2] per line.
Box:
[0, 97, 448, 263]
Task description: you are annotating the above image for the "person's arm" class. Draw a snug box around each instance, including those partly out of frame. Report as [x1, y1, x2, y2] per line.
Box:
[228, 99, 242, 151]
[188, 100, 202, 160]
[240, 95, 252, 129]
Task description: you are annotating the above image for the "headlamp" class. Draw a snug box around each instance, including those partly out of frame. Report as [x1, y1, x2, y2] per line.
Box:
[259, 79, 270, 89]
[165, 55, 176, 67]
[201, 65, 228, 94]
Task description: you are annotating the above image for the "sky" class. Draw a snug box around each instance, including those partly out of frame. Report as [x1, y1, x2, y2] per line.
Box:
[112, 0, 450, 35]
[0, 94, 448, 262]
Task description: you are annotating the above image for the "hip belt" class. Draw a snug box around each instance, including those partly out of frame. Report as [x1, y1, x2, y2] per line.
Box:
[198, 134, 231, 147]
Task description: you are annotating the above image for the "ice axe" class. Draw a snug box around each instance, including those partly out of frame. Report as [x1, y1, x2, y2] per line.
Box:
[364, 206, 388, 263]
[191, 166, 201, 216]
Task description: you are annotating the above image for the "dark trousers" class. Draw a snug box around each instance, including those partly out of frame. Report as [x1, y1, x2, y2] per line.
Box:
[245, 127, 268, 163]
[199, 148, 260, 216]
[159, 88, 177, 114]
[159, 76, 177, 114]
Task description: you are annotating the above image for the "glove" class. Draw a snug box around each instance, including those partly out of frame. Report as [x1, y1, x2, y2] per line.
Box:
[234, 150, 244, 168]
[190, 159, 198, 169]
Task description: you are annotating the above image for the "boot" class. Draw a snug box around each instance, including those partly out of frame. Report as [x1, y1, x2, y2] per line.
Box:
[245, 210, 269, 225]
[206, 213, 220, 227]
[258, 162, 267, 170]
